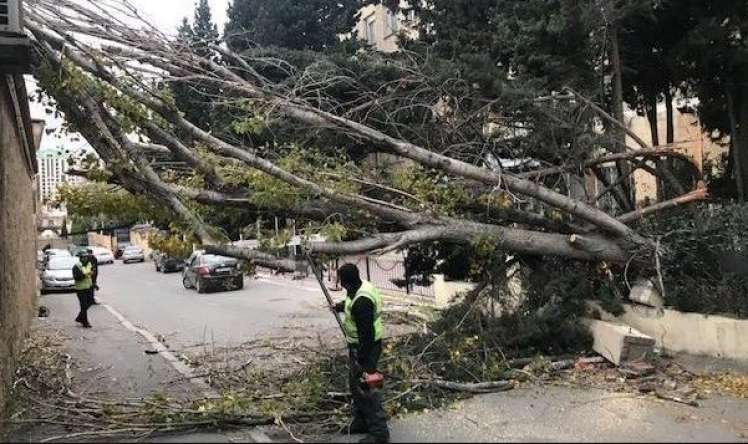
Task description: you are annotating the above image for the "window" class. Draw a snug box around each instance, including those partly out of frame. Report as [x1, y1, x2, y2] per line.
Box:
[386, 9, 399, 34]
[365, 17, 376, 45]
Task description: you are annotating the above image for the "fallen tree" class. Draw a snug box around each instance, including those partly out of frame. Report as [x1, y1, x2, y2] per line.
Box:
[23, 0, 706, 277]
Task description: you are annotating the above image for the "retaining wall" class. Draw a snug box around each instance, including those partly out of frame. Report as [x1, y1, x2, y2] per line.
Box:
[595, 303, 748, 363]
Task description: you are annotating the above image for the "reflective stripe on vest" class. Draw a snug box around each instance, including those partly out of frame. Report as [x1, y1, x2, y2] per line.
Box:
[343, 280, 384, 345]
[75, 263, 93, 291]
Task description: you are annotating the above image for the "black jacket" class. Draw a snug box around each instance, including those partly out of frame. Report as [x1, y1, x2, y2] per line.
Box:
[336, 290, 379, 373]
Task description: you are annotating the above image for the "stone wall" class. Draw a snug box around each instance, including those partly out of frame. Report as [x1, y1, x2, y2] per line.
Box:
[87, 232, 116, 251]
[0, 76, 38, 425]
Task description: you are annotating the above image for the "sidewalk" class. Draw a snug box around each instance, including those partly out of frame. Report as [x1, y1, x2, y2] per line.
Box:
[11, 292, 267, 443]
[329, 384, 747, 443]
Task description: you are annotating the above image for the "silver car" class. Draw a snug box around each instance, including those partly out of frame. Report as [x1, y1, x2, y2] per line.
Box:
[121, 246, 145, 263]
[91, 246, 115, 264]
[40, 256, 80, 294]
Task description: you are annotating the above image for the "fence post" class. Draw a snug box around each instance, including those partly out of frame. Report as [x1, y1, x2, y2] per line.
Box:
[365, 256, 371, 281]
[404, 257, 411, 295]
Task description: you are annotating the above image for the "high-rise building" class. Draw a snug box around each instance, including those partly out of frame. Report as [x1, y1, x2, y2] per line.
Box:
[36, 146, 90, 202]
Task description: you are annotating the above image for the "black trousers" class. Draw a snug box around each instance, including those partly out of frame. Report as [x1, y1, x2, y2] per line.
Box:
[75, 288, 94, 325]
[349, 343, 389, 440]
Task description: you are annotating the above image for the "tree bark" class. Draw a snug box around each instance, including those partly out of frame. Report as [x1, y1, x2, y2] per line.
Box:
[727, 88, 747, 202]
[665, 89, 675, 145]
[647, 95, 660, 147]
[609, 26, 634, 205]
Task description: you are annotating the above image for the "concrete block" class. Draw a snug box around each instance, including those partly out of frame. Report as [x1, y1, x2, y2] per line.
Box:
[628, 279, 664, 308]
[584, 319, 655, 366]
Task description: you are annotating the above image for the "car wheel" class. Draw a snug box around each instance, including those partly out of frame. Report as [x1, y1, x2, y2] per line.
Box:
[182, 276, 192, 289]
[234, 277, 244, 291]
[196, 278, 207, 294]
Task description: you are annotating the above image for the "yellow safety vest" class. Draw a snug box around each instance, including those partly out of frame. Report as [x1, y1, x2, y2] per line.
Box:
[74, 263, 93, 291]
[343, 281, 384, 345]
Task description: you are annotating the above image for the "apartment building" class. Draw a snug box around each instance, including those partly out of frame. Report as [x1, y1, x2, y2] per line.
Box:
[36, 146, 91, 202]
[355, 1, 418, 53]
[625, 102, 726, 205]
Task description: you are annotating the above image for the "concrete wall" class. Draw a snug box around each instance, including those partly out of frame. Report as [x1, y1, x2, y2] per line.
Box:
[0, 76, 38, 423]
[596, 303, 748, 363]
[433, 274, 477, 308]
[129, 227, 158, 257]
[87, 232, 115, 251]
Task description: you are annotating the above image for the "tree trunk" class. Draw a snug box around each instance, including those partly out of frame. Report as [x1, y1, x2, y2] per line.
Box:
[609, 26, 634, 205]
[658, 90, 676, 200]
[665, 89, 675, 145]
[647, 95, 660, 147]
[727, 88, 747, 202]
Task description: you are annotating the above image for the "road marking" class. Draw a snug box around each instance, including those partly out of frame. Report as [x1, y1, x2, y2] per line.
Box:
[99, 302, 218, 397]
[98, 301, 275, 442]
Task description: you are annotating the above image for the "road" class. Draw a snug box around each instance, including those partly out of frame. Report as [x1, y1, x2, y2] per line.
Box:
[90, 260, 339, 349]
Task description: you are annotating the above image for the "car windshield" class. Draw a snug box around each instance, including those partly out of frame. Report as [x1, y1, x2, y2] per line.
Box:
[203, 255, 236, 265]
[47, 257, 78, 270]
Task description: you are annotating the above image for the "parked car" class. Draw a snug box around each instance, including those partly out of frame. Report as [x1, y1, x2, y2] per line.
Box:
[90, 246, 115, 264]
[40, 256, 80, 294]
[69, 246, 88, 257]
[114, 243, 131, 259]
[153, 251, 186, 273]
[40, 248, 71, 269]
[121, 246, 145, 263]
[182, 252, 244, 293]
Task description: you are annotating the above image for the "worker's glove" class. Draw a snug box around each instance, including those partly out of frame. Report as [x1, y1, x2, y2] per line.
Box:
[333, 301, 345, 313]
[94, 285, 100, 291]
[361, 372, 385, 390]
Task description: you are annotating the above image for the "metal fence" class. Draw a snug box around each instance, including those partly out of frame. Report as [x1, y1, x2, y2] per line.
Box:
[328, 254, 435, 299]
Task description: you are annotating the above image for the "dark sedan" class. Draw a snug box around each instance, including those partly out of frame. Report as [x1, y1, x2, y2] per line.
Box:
[182, 252, 244, 294]
[154, 252, 185, 273]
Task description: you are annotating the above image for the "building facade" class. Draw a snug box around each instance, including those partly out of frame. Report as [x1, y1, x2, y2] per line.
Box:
[0, 0, 45, 424]
[625, 102, 726, 205]
[355, 1, 417, 53]
[36, 146, 90, 202]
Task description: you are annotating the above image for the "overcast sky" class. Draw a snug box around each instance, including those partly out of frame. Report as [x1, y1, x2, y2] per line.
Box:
[129, 0, 230, 36]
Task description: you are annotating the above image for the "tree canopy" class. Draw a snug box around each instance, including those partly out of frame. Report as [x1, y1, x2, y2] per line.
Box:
[224, 0, 360, 51]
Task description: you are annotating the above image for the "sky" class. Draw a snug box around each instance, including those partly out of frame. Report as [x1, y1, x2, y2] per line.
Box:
[128, 0, 230, 37]
[29, 0, 231, 152]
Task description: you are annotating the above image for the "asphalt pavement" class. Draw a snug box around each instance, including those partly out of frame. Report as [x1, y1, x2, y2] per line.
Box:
[90, 260, 339, 350]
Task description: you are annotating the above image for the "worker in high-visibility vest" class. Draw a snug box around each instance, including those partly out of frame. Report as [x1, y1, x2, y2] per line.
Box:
[334, 264, 389, 443]
[72, 250, 95, 328]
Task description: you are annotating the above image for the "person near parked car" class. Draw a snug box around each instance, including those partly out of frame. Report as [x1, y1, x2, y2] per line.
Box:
[88, 249, 101, 304]
[72, 250, 96, 328]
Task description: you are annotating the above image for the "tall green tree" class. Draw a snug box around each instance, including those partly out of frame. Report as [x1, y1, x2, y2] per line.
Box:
[173, 0, 220, 131]
[224, 0, 360, 51]
[669, 0, 748, 201]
